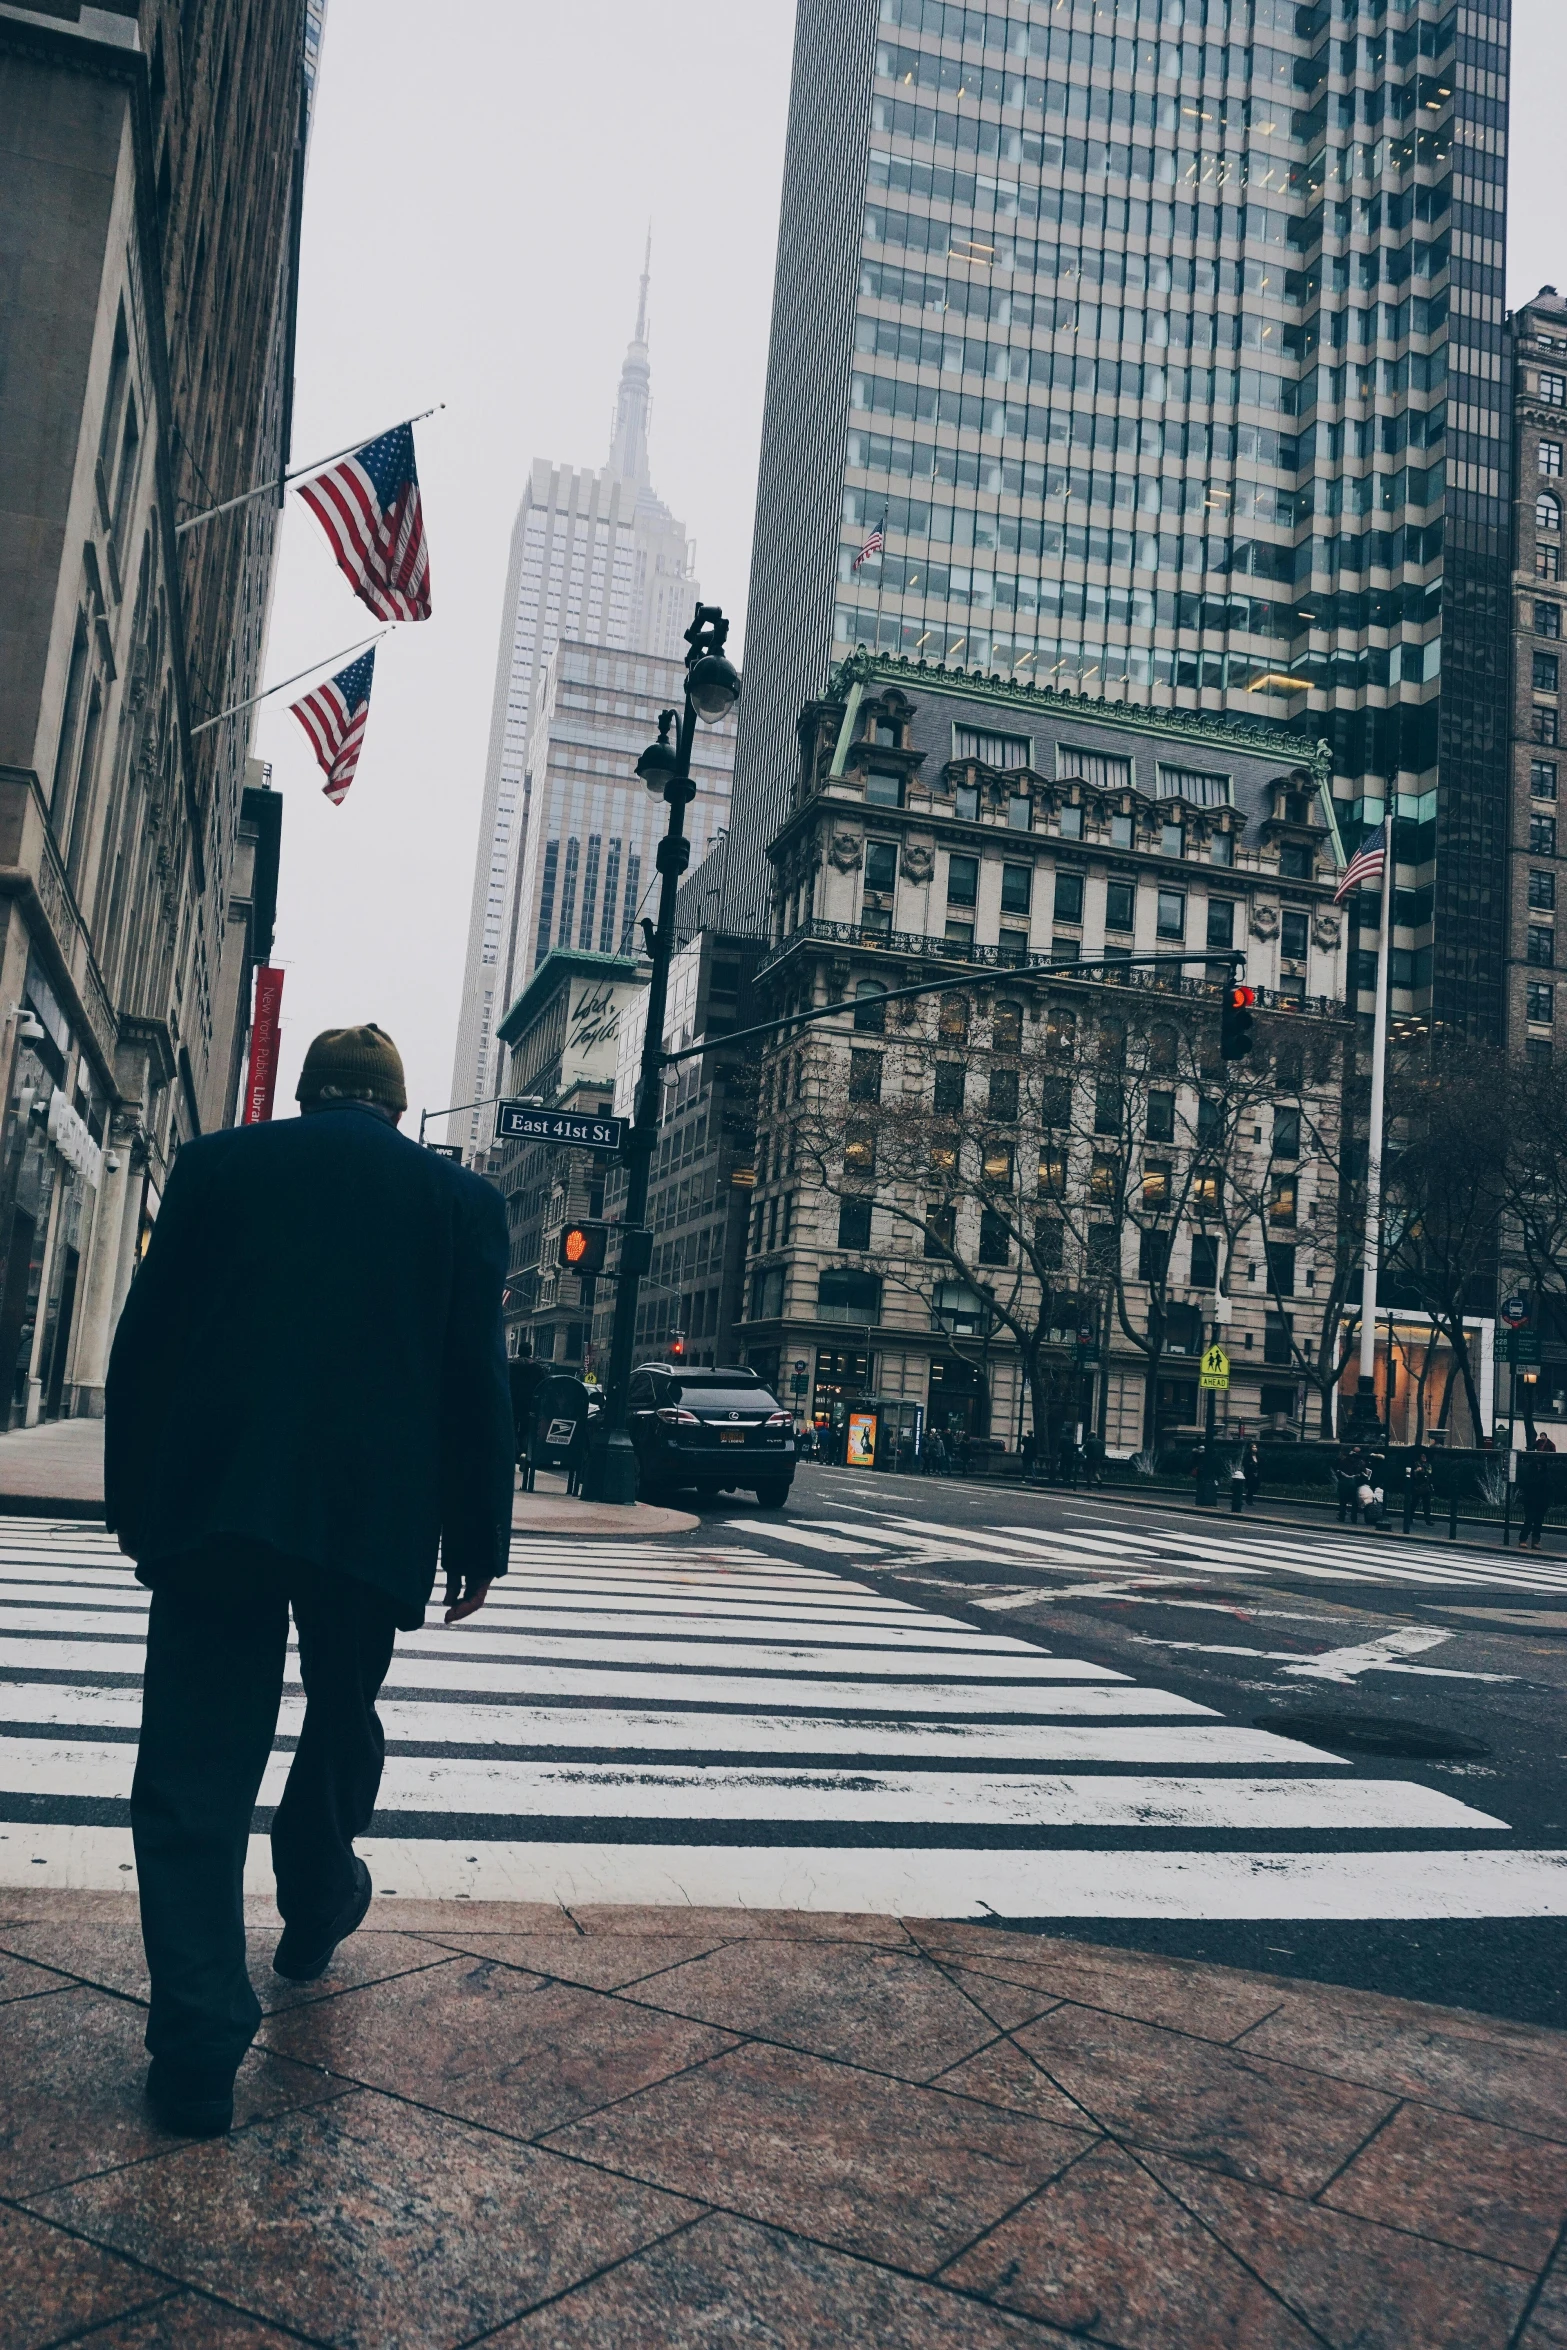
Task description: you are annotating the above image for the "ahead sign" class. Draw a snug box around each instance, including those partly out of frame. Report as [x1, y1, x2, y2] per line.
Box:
[1199, 1343, 1231, 1391]
[495, 1103, 626, 1152]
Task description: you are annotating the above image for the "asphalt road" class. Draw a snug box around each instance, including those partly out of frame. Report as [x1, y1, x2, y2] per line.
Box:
[707, 1464, 1567, 2030]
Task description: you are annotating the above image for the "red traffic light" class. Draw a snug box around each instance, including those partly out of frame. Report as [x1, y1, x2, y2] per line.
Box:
[1219, 982, 1256, 1061]
[558, 1221, 608, 1274]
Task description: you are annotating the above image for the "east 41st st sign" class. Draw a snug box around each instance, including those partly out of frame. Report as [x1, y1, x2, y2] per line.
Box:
[494, 1104, 627, 1152]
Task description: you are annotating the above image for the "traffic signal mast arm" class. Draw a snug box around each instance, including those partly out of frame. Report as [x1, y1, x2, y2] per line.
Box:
[659, 948, 1247, 1070]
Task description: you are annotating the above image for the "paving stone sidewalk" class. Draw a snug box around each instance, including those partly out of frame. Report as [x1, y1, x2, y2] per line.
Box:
[1, 1892, 1564, 2347]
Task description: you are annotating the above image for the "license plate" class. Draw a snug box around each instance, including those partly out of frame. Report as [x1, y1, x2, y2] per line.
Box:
[719, 1431, 747, 1444]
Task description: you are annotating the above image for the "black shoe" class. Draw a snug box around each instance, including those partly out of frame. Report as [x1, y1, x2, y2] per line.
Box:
[146, 2059, 235, 2138]
[273, 1857, 373, 1983]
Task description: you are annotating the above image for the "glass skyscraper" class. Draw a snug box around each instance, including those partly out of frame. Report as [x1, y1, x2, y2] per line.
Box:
[705, 0, 1510, 1041]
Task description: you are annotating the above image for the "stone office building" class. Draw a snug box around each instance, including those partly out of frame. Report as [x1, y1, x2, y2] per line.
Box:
[0, 1, 307, 1419]
[594, 929, 765, 1373]
[490, 949, 642, 1367]
[1507, 286, 1567, 1061]
[737, 656, 1352, 1456]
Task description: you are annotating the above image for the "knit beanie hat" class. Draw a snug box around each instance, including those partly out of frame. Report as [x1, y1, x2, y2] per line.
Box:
[296, 1024, 407, 1113]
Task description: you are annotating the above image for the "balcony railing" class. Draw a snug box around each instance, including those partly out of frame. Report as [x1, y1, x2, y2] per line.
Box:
[756, 919, 1342, 1016]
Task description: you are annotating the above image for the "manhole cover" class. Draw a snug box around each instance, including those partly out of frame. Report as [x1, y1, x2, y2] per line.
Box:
[1257, 1710, 1490, 1761]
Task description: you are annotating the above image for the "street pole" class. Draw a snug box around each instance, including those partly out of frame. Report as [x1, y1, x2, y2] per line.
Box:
[584, 605, 740, 1504]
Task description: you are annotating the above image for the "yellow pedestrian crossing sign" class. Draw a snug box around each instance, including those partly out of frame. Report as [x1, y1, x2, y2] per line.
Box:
[1199, 1344, 1230, 1390]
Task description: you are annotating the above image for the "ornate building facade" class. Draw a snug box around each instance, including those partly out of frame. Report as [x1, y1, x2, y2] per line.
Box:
[0, 0, 306, 1418]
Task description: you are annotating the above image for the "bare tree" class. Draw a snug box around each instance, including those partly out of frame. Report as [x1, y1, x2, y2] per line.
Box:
[790, 974, 1285, 1456]
[1381, 1050, 1508, 1444]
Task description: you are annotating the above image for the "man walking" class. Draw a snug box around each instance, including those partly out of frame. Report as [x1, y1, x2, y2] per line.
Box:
[106, 1026, 513, 2139]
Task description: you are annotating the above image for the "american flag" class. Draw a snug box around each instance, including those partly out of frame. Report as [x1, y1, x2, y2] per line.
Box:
[297, 423, 431, 622]
[852, 508, 887, 571]
[291, 649, 376, 806]
[1333, 821, 1386, 904]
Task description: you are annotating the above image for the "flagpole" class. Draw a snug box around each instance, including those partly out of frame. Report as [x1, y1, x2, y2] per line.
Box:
[188, 630, 389, 736]
[174, 406, 444, 537]
[1354, 793, 1396, 1425]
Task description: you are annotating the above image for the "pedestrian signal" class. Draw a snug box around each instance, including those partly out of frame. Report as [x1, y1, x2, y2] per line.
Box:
[1219, 983, 1256, 1061]
[558, 1221, 608, 1274]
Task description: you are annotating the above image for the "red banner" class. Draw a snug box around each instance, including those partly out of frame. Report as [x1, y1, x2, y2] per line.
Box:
[242, 966, 285, 1125]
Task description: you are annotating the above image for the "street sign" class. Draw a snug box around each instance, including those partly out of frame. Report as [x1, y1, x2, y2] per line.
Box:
[1199, 1343, 1231, 1391]
[494, 1103, 625, 1151]
[424, 1142, 462, 1161]
[1509, 1330, 1543, 1366]
[1501, 1295, 1530, 1329]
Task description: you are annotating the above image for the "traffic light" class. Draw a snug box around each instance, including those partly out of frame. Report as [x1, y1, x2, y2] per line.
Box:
[558, 1220, 608, 1275]
[1219, 983, 1256, 1061]
[668, 1331, 686, 1360]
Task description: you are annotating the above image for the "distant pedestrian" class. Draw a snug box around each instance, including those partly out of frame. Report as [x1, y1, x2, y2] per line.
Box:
[1406, 1448, 1435, 1528]
[1242, 1439, 1261, 1506]
[925, 1427, 948, 1477]
[1337, 1448, 1364, 1524]
[106, 1026, 514, 2141]
[1519, 1431, 1557, 1551]
[1083, 1428, 1106, 1488]
[1056, 1429, 1081, 1488]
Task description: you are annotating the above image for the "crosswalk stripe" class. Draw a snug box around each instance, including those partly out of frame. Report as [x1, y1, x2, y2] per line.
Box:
[0, 1739, 1501, 1832]
[0, 1510, 1556, 1918]
[0, 1683, 1330, 1764]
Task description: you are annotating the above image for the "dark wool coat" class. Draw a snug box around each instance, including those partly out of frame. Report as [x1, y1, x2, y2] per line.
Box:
[104, 1104, 513, 1626]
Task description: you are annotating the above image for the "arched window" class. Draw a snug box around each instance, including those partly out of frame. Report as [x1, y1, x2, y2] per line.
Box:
[1538, 492, 1562, 534]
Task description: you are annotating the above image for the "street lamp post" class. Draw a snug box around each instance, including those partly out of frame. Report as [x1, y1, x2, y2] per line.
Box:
[583, 603, 740, 1505]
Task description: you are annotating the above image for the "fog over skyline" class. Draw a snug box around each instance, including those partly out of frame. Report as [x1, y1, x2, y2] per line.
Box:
[255, 0, 1563, 1131]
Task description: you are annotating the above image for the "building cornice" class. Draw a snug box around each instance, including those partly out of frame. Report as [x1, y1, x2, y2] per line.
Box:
[827, 651, 1330, 774]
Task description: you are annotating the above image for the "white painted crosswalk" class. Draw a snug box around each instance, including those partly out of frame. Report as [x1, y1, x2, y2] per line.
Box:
[736, 1506, 1567, 1596]
[0, 1515, 1561, 1920]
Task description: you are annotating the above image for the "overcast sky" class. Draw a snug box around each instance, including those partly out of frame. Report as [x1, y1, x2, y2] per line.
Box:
[253, 0, 796, 1129]
[256, 0, 1563, 1133]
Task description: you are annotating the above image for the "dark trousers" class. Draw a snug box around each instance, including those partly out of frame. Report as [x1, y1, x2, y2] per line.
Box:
[1522, 1493, 1549, 1545]
[131, 1551, 398, 2075]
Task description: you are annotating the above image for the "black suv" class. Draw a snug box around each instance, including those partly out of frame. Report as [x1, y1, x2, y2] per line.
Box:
[627, 1364, 795, 1507]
